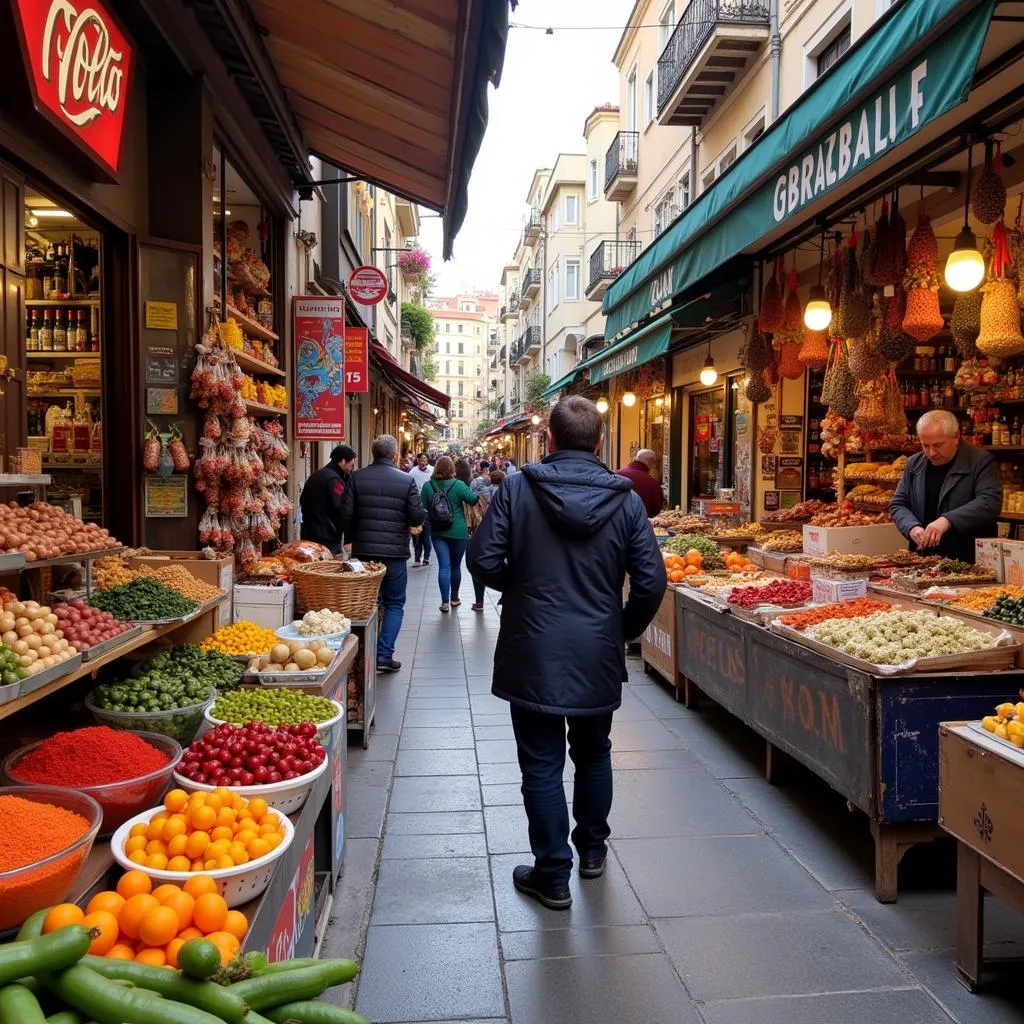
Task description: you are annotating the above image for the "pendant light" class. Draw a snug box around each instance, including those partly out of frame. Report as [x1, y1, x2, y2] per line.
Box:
[595, 397, 610, 414]
[945, 140, 985, 293]
[622, 391, 637, 407]
[531, 414, 541, 425]
[699, 342, 718, 386]
[803, 230, 833, 331]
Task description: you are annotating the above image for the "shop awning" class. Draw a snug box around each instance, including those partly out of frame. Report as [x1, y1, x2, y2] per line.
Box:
[602, 0, 995, 339]
[371, 342, 450, 410]
[248, 0, 514, 257]
[482, 414, 527, 438]
[541, 366, 584, 400]
[588, 312, 674, 386]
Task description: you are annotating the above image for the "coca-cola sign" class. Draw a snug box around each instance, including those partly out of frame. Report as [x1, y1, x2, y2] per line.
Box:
[12, 0, 134, 178]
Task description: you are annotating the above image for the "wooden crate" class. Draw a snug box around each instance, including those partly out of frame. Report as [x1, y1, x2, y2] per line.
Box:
[640, 587, 679, 687]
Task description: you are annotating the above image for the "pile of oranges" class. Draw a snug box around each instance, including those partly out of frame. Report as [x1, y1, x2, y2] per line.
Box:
[122, 788, 285, 872]
[722, 550, 759, 573]
[664, 548, 758, 583]
[43, 871, 246, 967]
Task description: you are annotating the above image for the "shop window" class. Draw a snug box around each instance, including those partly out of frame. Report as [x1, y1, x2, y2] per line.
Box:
[689, 386, 728, 504]
[817, 23, 850, 77]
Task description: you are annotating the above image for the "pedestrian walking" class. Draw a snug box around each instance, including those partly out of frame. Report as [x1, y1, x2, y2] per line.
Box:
[455, 458, 473, 486]
[616, 448, 665, 518]
[341, 435, 425, 673]
[467, 396, 666, 910]
[408, 452, 434, 567]
[298, 444, 357, 554]
[470, 460, 493, 499]
[420, 455, 479, 613]
[469, 468, 503, 611]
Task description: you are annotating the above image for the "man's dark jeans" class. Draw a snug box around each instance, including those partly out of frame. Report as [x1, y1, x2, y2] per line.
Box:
[509, 703, 613, 887]
[413, 521, 432, 563]
[376, 558, 408, 660]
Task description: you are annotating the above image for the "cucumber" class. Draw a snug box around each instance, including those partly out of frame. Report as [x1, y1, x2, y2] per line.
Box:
[264, 1002, 369, 1024]
[16, 909, 50, 942]
[251, 958, 319, 975]
[44, 1013, 85, 1024]
[43, 965, 225, 1024]
[0, 983, 47, 1024]
[80, 957, 248, 1023]
[228, 962, 358, 1011]
[0, 926, 92, 987]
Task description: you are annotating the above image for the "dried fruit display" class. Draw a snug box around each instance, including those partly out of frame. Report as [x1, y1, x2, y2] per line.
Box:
[759, 531, 803, 553]
[808, 506, 891, 527]
[649, 511, 710, 532]
[761, 499, 831, 523]
[727, 579, 812, 609]
[807, 552, 877, 571]
[778, 598, 892, 631]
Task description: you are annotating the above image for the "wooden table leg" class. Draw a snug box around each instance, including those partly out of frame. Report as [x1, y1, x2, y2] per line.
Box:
[955, 843, 984, 991]
[765, 741, 791, 785]
[682, 676, 700, 709]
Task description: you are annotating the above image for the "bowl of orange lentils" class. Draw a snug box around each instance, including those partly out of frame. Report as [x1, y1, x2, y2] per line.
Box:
[108, 787, 293, 907]
[42, 869, 248, 967]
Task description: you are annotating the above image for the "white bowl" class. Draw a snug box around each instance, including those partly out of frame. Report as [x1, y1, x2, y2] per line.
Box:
[110, 806, 294, 908]
[203, 699, 344, 746]
[275, 621, 351, 645]
[172, 754, 328, 815]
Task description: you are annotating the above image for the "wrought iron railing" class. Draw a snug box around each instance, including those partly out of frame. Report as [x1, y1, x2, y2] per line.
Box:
[522, 208, 542, 245]
[604, 131, 639, 191]
[588, 239, 640, 292]
[520, 269, 541, 295]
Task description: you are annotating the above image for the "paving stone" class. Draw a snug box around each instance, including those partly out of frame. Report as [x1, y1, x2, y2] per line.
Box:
[478, 761, 524, 785]
[345, 782, 389, 839]
[504, 953, 698, 1024]
[474, 725, 515, 742]
[346, 760, 394, 788]
[611, 748, 702, 770]
[473, 712, 512, 727]
[356, 923, 504, 1022]
[350, 730, 399, 761]
[321, 837, 379, 965]
[899, 950, 1024, 1024]
[470, 693, 510, 715]
[612, 700, 658, 722]
[699, 989, 951, 1024]
[500, 924, 661, 960]
[387, 811, 485, 835]
[467, 676, 494, 693]
[406, 696, 472, 710]
[656, 910, 909, 999]
[610, 719, 685, 751]
[389, 775, 481, 813]
[382, 832, 489, 860]
[403, 708, 472, 729]
[395, 748, 478, 776]
[476, 739, 520, 763]
[483, 804, 531, 854]
[400, 726, 475, 749]
[613, 835, 833, 917]
[371, 857, 494, 925]
[663, 714, 764, 779]
[490, 852, 647, 932]
[372, 702, 407, 733]
[407, 684, 470, 698]
[481, 783, 523, 806]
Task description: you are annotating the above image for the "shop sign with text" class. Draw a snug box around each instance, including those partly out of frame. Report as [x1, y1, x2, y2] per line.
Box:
[12, 0, 134, 178]
[348, 266, 388, 305]
[345, 327, 369, 393]
[293, 297, 345, 441]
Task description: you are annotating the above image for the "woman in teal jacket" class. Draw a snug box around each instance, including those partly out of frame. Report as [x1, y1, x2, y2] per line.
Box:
[421, 455, 479, 612]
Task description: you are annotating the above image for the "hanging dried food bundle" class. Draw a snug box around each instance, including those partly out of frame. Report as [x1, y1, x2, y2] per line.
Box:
[883, 371, 907, 434]
[877, 293, 912, 363]
[775, 269, 804, 347]
[828, 340, 858, 420]
[142, 424, 160, 473]
[977, 220, 1024, 358]
[763, 350, 781, 386]
[745, 330, 772, 372]
[758, 257, 785, 334]
[848, 325, 887, 381]
[853, 375, 887, 432]
[779, 342, 804, 380]
[951, 292, 983, 357]
[745, 373, 771, 404]
[798, 328, 829, 369]
[905, 204, 938, 267]
[972, 141, 1007, 226]
[871, 199, 907, 287]
[867, 205, 890, 286]
[901, 207, 943, 342]
[827, 241, 846, 337]
[839, 234, 871, 338]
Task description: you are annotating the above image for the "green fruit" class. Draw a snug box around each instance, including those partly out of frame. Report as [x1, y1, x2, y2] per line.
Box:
[177, 939, 223, 980]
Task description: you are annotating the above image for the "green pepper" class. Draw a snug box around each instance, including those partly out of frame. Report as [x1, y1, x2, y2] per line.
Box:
[0, 983, 47, 1024]
[227, 961, 359, 1011]
[264, 1002, 369, 1024]
[16, 909, 50, 942]
[0, 926, 92, 987]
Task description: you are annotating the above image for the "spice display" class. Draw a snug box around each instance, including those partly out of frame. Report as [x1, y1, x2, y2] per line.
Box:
[943, 586, 1024, 612]
[52, 601, 132, 652]
[888, 559, 996, 591]
[0, 600, 78, 675]
[0, 795, 90, 873]
[808, 505, 891, 526]
[121, 788, 285, 872]
[9, 727, 170, 787]
[762, 499, 830, 523]
[807, 552, 877, 571]
[178, 721, 325, 787]
[248, 641, 337, 674]
[727, 580, 811, 608]
[89, 577, 197, 622]
[0, 502, 117, 562]
[294, 608, 351, 636]
[758, 531, 803, 553]
[662, 534, 719, 559]
[199, 620, 279, 656]
[211, 688, 337, 726]
[980, 696, 1024, 746]
[805, 610, 998, 662]
[93, 558, 222, 603]
[778, 598, 893, 631]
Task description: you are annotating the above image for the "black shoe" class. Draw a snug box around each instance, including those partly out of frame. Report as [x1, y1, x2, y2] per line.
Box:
[579, 852, 607, 879]
[512, 865, 572, 910]
[377, 657, 401, 673]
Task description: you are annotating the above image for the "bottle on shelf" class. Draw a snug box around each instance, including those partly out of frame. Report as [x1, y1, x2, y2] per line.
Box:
[39, 309, 54, 351]
[919, 380, 929, 407]
[75, 310, 89, 352]
[1012, 417, 1021, 447]
[53, 307, 67, 352]
[25, 309, 34, 353]
[53, 243, 67, 296]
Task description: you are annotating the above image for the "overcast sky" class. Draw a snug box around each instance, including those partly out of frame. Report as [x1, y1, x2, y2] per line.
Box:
[417, 0, 632, 296]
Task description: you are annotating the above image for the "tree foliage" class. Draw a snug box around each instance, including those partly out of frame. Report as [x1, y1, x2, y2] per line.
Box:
[401, 301, 434, 351]
[525, 372, 552, 412]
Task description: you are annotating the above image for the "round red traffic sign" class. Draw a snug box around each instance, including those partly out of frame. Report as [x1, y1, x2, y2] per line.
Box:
[348, 265, 389, 305]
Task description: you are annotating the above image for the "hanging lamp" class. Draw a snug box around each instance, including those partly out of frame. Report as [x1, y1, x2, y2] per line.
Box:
[945, 140, 985, 292]
[699, 342, 718, 386]
[803, 230, 833, 331]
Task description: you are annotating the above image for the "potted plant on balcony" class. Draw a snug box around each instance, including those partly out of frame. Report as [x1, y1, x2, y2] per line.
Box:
[398, 246, 432, 285]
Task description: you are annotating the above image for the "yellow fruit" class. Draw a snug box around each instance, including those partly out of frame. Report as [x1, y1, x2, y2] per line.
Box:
[982, 715, 999, 733]
[996, 702, 1015, 720]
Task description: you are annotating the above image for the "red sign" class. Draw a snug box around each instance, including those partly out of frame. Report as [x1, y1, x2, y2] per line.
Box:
[12, 0, 134, 179]
[293, 296, 346, 441]
[348, 266, 388, 305]
[267, 882, 296, 962]
[344, 327, 369, 393]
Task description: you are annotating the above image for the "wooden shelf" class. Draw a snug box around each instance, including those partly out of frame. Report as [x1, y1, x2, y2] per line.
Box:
[28, 390, 101, 398]
[898, 370, 956, 377]
[0, 474, 50, 486]
[215, 298, 279, 343]
[26, 352, 99, 360]
[984, 445, 1024, 452]
[25, 298, 99, 307]
[988, 397, 1024, 406]
[999, 512, 1024, 521]
[244, 399, 288, 418]
[232, 348, 286, 379]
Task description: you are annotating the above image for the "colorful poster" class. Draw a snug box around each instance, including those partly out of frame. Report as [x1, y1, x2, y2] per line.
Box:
[293, 297, 345, 440]
[344, 327, 369, 393]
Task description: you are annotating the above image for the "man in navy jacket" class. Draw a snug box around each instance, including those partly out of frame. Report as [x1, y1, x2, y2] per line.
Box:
[468, 396, 667, 909]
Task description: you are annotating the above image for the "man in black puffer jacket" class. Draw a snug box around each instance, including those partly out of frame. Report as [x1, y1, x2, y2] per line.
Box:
[341, 434, 425, 672]
[468, 396, 666, 911]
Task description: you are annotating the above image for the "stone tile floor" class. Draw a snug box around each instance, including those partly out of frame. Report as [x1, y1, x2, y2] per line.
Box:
[322, 565, 1024, 1023]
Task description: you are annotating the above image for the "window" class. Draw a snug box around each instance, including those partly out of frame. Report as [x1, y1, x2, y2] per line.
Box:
[457, 323, 463, 333]
[658, 1, 675, 52]
[458, 341, 464, 354]
[702, 165, 716, 192]
[475, 325, 480, 335]
[458, 401, 464, 418]
[549, 203, 561, 234]
[565, 194, 579, 225]
[718, 144, 737, 174]
[817, 23, 850, 77]
[627, 71, 637, 132]
[460, 300, 473, 311]
[565, 259, 580, 301]
[445, 341, 450, 353]
[458, 361, 464, 375]
[677, 170, 691, 212]
[445, 381, 451, 395]
[547, 259, 560, 313]
[588, 159, 598, 200]
[445, 360, 450, 375]
[743, 114, 766, 150]
[626, 226, 636, 245]
[383, 226, 393, 287]
[445, 322, 450, 332]
[644, 72, 654, 125]
[476, 345, 481, 354]
[653, 189, 675, 238]
[457, 381, 464, 396]
[434, 340, 440, 352]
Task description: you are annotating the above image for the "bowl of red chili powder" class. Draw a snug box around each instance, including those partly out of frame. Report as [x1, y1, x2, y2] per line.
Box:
[0, 786, 102, 932]
[3, 727, 182, 834]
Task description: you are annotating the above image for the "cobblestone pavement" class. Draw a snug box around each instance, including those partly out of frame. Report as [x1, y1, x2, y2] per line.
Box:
[322, 565, 1024, 1023]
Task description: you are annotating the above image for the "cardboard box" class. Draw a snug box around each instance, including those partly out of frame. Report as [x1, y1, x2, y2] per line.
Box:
[976, 538, 1006, 581]
[811, 576, 868, 605]
[128, 551, 235, 618]
[1001, 540, 1024, 586]
[801, 522, 907, 556]
[234, 582, 294, 630]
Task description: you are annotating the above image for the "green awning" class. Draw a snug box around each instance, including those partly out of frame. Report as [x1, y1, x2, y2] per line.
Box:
[542, 366, 584, 400]
[602, 0, 994, 338]
[589, 312, 674, 386]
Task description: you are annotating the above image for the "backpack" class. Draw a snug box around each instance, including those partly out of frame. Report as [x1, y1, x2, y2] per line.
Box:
[427, 481, 455, 531]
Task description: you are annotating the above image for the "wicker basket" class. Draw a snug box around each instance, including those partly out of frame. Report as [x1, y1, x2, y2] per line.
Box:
[291, 560, 386, 619]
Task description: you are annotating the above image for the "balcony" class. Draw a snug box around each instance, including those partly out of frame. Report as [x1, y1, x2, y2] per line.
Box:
[604, 131, 639, 201]
[522, 208, 542, 246]
[513, 325, 541, 365]
[520, 269, 541, 305]
[586, 239, 640, 301]
[500, 294, 518, 322]
[657, 0, 770, 127]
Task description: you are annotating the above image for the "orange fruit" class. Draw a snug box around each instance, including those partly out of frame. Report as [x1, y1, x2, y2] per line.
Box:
[178, 926, 203, 941]
[83, 910, 120, 955]
[128, 850, 148, 865]
[44, 903, 85, 933]
[183, 875, 218, 900]
[222, 910, 248, 941]
[193, 892, 228, 933]
[146, 816, 168, 841]
[107, 942, 135, 960]
[247, 837, 271, 861]
[119, 893, 159, 939]
[147, 853, 169, 871]
[125, 836, 147, 855]
[214, 855, 235, 870]
[167, 856, 192, 873]
[138, 905, 180, 947]
[205, 930, 240, 952]
[161, 891, 195, 931]
[247, 797, 268, 820]
[166, 937, 186, 969]
[116, 870, 152, 899]
[164, 789, 189, 813]
[191, 859, 206, 872]
[86, 891, 125, 917]
[129, 823, 149, 839]
[210, 826, 233, 843]
[215, 808, 236, 829]
[206, 934, 236, 966]
[185, 832, 211, 860]
[190, 805, 217, 831]
[682, 566, 700, 577]
[163, 816, 187, 840]
[264, 832, 283, 851]
[167, 834, 189, 858]
[134, 947, 167, 967]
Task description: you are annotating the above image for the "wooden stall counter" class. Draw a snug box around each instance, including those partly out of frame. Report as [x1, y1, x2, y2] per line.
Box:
[640, 585, 681, 695]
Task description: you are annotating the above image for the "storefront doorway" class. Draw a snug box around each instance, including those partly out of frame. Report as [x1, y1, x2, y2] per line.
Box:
[688, 385, 727, 506]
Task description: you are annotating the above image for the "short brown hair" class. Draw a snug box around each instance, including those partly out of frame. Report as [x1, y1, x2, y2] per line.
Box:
[433, 455, 456, 480]
[549, 395, 602, 453]
[489, 469, 505, 486]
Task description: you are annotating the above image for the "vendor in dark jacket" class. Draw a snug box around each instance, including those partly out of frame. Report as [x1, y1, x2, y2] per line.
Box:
[468, 395, 667, 911]
[341, 435, 425, 672]
[890, 409, 1002, 563]
[616, 449, 665, 518]
[299, 444, 356, 554]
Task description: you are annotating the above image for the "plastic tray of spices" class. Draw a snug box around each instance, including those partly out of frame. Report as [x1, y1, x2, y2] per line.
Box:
[81, 625, 146, 662]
